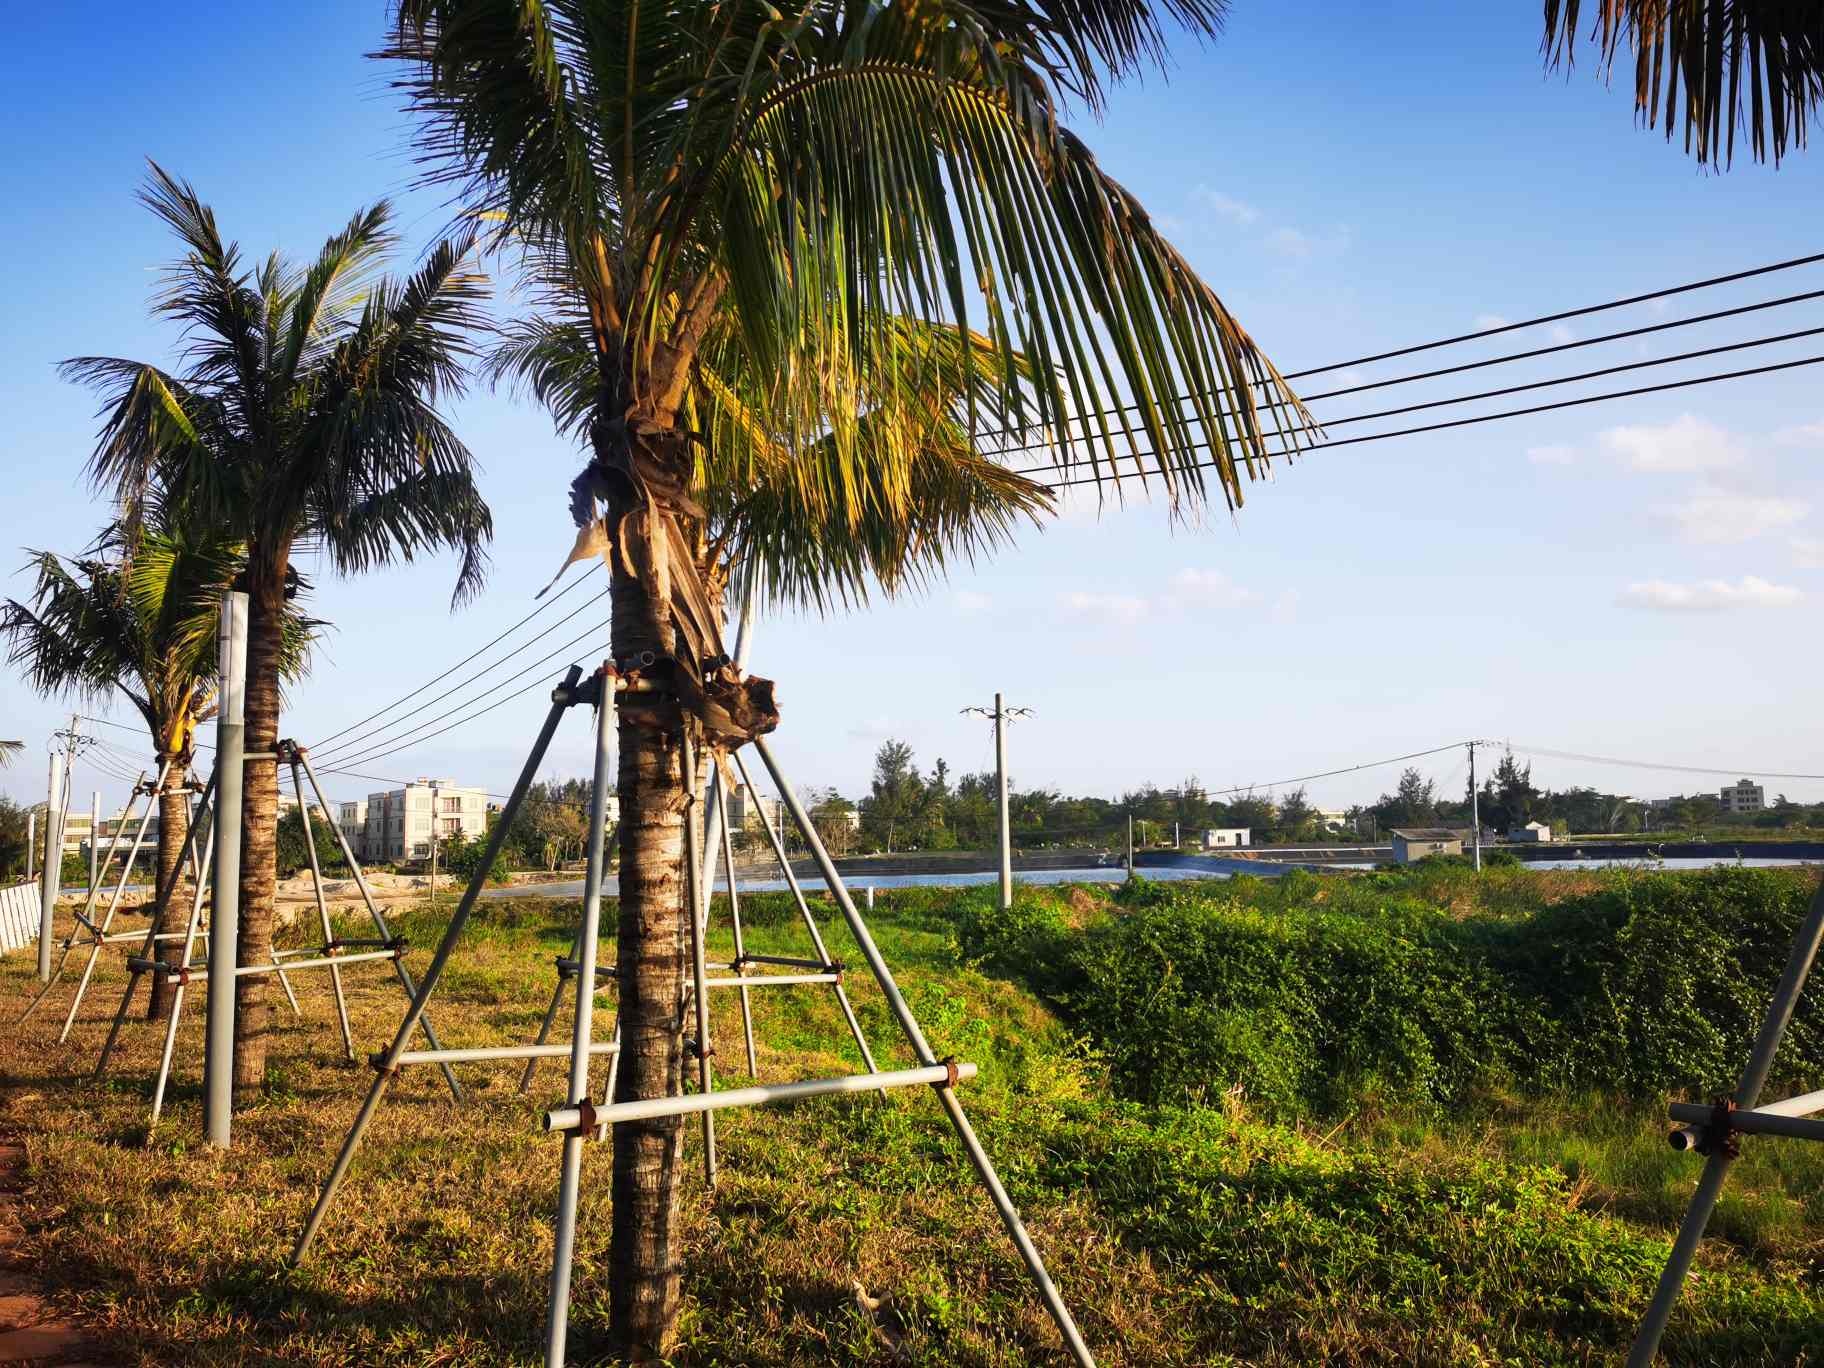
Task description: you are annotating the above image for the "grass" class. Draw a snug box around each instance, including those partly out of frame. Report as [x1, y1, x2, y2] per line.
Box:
[3, 880, 1823, 1364]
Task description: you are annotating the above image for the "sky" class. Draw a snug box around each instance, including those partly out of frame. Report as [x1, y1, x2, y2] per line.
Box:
[3, 1, 1823, 822]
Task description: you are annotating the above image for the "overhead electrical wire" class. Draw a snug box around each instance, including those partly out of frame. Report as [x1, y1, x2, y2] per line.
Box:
[1503, 742, 1824, 783]
[307, 563, 605, 750]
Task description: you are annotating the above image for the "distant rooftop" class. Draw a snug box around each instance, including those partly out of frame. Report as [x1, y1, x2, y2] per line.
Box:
[1389, 827, 1467, 841]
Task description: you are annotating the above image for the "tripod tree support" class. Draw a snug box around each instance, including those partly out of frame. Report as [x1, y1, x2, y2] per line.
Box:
[1628, 876, 1824, 1365]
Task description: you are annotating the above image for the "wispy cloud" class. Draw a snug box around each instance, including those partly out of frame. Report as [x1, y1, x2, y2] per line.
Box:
[1791, 536, 1824, 570]
[1473, 313, 1512, 331]
[1057, 590, 1151, 627]
[1191, 186, 1259, 227]
[1774, 419, 1824, 448]
[1654, 488, 1809, 545]
[1601, 414, 1746, 473]
[1167, 568, 1260, 609]
[952, 589, 993, 617]
[846, 716, 897, 742]
[1618, 576, 1803, 612]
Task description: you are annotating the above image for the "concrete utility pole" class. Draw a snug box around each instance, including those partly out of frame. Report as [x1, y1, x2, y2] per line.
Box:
[1125, 815, 1135, 879]
[204, 590, 248, 1148]
[38, 742, 65, 980]
[429, 780, 440, 914]
[25, 811, 34, 883]
[1468, 740, 1482, 873]
[960, 694, 1031, 912]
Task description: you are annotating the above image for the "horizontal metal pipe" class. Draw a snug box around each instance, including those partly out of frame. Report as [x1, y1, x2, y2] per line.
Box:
[129, 948, 400, 979]
[384, 1042, 622, 1067]
[734, 953, 835, 972]
[545, 1061, 977, 1132]
[703, 972, 837, 989]
[554, 956, 733, 978]
[1669, 1101, 1824, 1143]
[1755, 1087, 1824, 1118]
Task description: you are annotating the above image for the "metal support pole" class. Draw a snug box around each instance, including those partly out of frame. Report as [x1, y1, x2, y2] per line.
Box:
[88, 791, 99, 895]
[294, 747, 460, 1100]
[26, 811, 34, 884]
[1627, 875, 1824, 1365]
[56, 761, 171, 1041]
[95, 770, 215, 1080]
[681, 730, 718, 1188]
[292, 757, 354, 1062]
[995, 692, 1012, 913]
[754, 735, 1096, 1367]
[291, 665, 580, 1264]
[545, 666, 616, 1367]
[548, 1061, 978, 1132]
[39, 745, 65, 980]
[148, 819, 216, 1130]
[716, 777, 758, 1077]
[203, 590, 247, 1148]
[1469, 741, 1482, 873]
[1125, 816, 1134, 879]
[732, 751, 879, 1075]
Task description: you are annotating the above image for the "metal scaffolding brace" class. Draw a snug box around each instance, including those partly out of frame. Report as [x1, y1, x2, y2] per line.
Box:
[90, 742, 461, 1130]
[1627, 876, 1824, 1364]
[288, 660, 1096, 1368]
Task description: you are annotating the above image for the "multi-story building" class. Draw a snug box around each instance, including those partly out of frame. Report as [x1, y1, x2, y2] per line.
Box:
[1720, 779, 1766, 815]
[359, 779, 489, 862]
[337, 800, 369, 859]
[726, 783, 783, 842]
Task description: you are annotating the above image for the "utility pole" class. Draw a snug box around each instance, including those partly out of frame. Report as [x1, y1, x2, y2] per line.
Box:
[961, 694, 1030, 913]
[25, 811, 33, 883]
[89, 790, 100, 894]
[429, 780, 440, 914]
[1174, 820, 1180, 850]
[1125, 815, 1135, 879]
[37, 740, 65, 980]
[1468, 740, 1482, 873]
[204, 591, 248, 1148]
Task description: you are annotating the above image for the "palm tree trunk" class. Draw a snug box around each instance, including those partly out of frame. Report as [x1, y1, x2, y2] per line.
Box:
[233, 563, 286, 1096]
[146, 753, 190, 1020]
[607, 488, 691, 1362]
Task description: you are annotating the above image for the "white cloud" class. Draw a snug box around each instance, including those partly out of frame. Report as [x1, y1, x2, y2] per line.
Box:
[846, 716, 896, 742]
[952, 590, 992, 617]
[1190, 186, 1259, 227]
[1167, 568, 1260, 609]
[1774, 420, 1824, 448]
[1655, 488, 1809, 545]
[1791, 536, 1824, 570]
[1618, 576, 1803, 612]
[1057, 590, 1150, 627]
[1547, 323, 1576, 345]
[1601, 414, 1746, 473]
[1267, 227, 1312, 258]
[1474, 313, 1511, 331]
[1526, 444, 1577, 466]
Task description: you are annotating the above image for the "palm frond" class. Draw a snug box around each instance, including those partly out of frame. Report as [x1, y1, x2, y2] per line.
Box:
[1545, 0, 1824, 165]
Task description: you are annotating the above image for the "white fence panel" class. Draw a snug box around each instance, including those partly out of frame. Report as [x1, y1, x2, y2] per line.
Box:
[0, 882, 39, 955]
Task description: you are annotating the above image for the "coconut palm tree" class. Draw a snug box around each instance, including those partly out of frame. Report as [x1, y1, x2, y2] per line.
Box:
[0, 517, 314, 1016]
[71, 164, 493, 1095]
[1544, 1, 1824, 166]
[0, 742, 20, 766]
[382, 0, 1308, 1355]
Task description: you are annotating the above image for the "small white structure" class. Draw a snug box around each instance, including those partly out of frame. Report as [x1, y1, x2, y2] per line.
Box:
[1389, 828, 1466, 864]
[1508, 821, 1554, 843]
[1203, 828, 1251, 849]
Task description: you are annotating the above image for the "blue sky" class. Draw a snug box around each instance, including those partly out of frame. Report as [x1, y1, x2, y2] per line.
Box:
[4, 2, 1823, 818]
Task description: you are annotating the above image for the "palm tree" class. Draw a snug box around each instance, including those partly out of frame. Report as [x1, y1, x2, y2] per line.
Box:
[0, 742, 20, 766]
[0, 517, 312, 1015]
[71, 165, 493, 1094]
[383, 0, 1307, 1354]
[1544, 1, 1824, 166]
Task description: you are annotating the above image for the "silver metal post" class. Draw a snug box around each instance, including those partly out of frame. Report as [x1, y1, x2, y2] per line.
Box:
[39, 745, 65, 980]
[681, 730, 718, 1188]
[731, 751, 878, 1075]
[1125, 815, 1134, 879]
[753, 734, 1096, 1367]
[294, 747, 460, 1100]
[716, 777, 758, 1077]
[291, 665, 580, 1264]
[292, 756, 354, 1061]
[1628, 875, 1824, 1365]
[545, 667, 616, 1366]
[995, 692, 1012, 912]
[88, 790, 99, 895]
[204, 590, 247, 1148]
[26, 810, 34, 883]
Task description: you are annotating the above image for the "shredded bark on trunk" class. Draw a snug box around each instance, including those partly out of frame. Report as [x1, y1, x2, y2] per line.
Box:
[233, 561, 285, 1096]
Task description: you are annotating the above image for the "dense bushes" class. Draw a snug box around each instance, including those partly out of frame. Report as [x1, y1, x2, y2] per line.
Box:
[956, 866, 1824, 1115]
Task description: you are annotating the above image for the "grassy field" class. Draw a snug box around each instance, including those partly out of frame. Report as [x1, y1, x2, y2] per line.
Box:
[3, 874, 1822, 1364]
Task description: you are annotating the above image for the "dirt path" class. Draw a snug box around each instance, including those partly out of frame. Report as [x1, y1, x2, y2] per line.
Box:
[0, 1141, 111, 1365]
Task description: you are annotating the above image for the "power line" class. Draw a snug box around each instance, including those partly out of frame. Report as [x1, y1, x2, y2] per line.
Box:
[1503, 742, 1824, 783]
[339, 666, 590, 770]
[312, 582, 611, 762]
[982, 285, 1824, 459]
[322, 620, 612, 773]
[1030, 351, 1824, 492]
[307, 563, 604, 750]
[1202, 741, 1470, 800]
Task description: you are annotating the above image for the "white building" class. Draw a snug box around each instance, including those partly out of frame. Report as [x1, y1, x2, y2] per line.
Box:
[338, 800, 369, 859]
[1508, 820, 1553, 843]
[1203, 828, 1251, 849]
[726, 783, 784, 841]
[1390, 828, 1466, 864]
[1720, 779, 1765, 815]
[360, 779, 489, 862]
